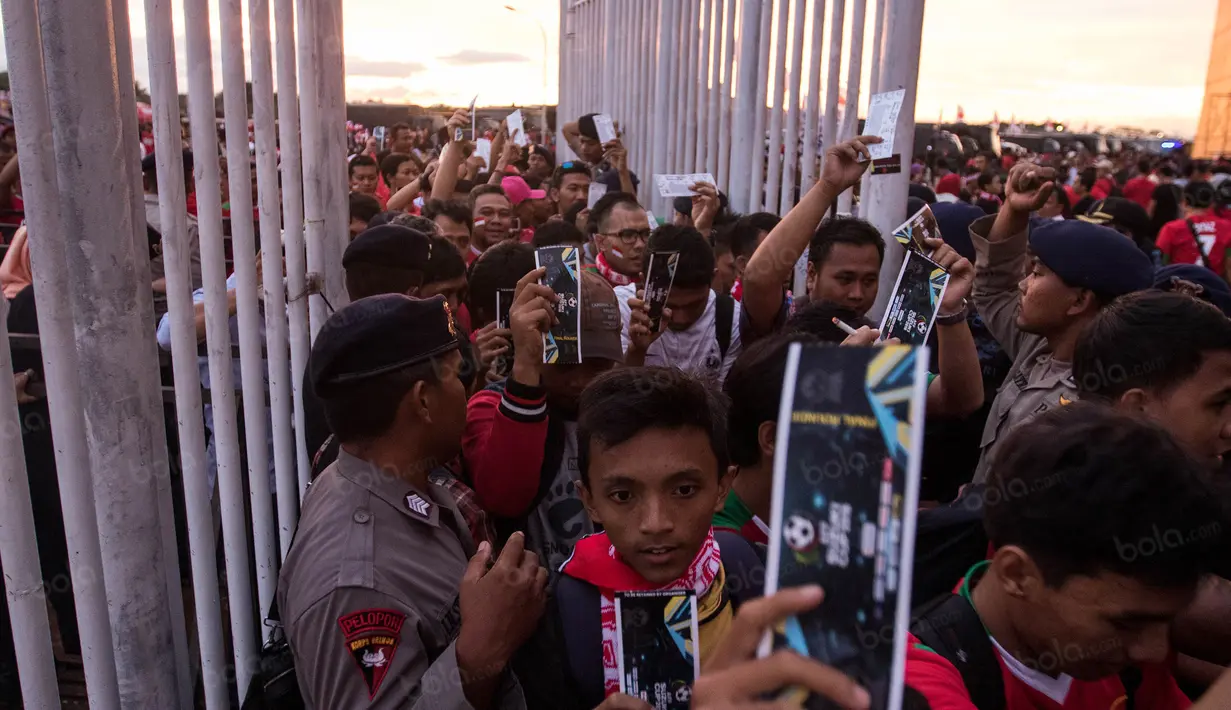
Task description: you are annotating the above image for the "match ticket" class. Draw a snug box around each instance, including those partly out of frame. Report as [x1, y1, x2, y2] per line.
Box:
[594, 113, 618, 144]
[654, 173, 717, 198]
[878, 250, 950, 346]
[616, 590, 700, 710]
[643, 251, 679, 332]
[535, 245, 582, 365]
[588, 182, 608, 209]
[864, 90, 905, 161]
[507, 109, 528, 147]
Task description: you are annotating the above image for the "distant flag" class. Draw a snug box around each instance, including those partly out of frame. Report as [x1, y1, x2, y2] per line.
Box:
[956, 105, 965, 123]
[939, 108, 944, 124]
[1081, 121, 1089, 132]
[993, 111, 1000, 126]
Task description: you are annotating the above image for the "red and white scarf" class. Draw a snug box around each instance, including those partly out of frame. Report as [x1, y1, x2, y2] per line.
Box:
[595, 251, 635, 287]
[558, 529, 722, 695]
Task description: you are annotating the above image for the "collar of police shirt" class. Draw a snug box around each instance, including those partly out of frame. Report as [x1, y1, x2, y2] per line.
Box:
[333, 447, 450, 530]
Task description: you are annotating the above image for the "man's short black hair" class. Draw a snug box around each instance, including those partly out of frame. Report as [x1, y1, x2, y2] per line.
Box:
[379, 152, 421, 185]
[786, 300, 874, 343]
[389, 122, 411, 138]
[976, 172, 997, 190]
[468, 184, 508, 214]
[424, 235, 466, 284]
[808, 216, 885, 269]
[985, 402, 1223, 589]
[648, 224, 714, 290]
[468, 241, 536, 326]
[532, 220, 586, 249]
[551, 161, 592, 189]
[724, 333, 819, 467]
[1075, 291, 1231, 401]
[349, 192, 381, 224]
[577, 367, 730, 485]
[727, 212, 781, 260]
[388, 213, 440, 236]
[591, 191, 642, 233]
[1137, 158, 1151, 175]
[348, 154, 377, 177]
[323, 360, 439, 442]
[422, 198, 473, 232]
[1079, 167, 1097, 191]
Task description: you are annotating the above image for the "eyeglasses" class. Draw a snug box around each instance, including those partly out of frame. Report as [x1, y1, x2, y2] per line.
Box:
[602, 228, 652, 244]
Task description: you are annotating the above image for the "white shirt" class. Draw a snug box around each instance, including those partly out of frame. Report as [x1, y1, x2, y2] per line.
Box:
[614, 285, 742, 385]
[989, 634, 1073, 705]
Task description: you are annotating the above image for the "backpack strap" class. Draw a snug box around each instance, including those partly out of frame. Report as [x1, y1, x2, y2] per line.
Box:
[554, 575, 607, 709]
[1186, 218, 1213, 270]
[909, 593, 1006, 710]
[715, 293, 735, 359]
[714, 530, 765, 608]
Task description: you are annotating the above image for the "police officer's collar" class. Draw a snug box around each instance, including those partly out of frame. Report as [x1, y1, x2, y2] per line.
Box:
[334, 448, 444, 528]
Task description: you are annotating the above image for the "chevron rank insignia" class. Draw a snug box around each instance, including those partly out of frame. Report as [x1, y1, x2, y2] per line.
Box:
[405, 493, 431, 518]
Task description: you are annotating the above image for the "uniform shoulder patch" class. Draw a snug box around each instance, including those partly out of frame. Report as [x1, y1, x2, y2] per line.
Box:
[338, 608, 406, 699]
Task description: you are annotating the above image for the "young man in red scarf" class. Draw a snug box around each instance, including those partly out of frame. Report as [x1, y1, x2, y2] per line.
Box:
[548, 366, 764, 708]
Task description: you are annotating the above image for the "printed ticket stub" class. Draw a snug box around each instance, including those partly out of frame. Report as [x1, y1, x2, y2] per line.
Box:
[878, 250, 950, 347]
[654, 173, 717, 197]
[535, 246, 582, 364]
[588, 182, 609, 209]
[643, 250, 679, 332]
[594, 113, 618, 144]
[507, 109, 528, 146]
[865, 90, 905, 161]
[762, 343, 926, 710]
[616, 590, 700, 710]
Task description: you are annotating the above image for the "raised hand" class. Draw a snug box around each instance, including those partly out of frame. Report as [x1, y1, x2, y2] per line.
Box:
[819, 135, 883, 195]
[1003, 162, 1057, 214]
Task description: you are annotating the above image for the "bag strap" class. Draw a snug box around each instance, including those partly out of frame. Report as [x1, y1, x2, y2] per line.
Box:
[910, 593, 1006, 710]
[713, 530, 765, 608]
[715, 294, 735, 359]
[1186, 218, 1213, 270]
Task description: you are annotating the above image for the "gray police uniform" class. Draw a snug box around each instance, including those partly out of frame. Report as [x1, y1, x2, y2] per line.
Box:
[970, 215, 1076, 484]
[277, 449, 525, 709]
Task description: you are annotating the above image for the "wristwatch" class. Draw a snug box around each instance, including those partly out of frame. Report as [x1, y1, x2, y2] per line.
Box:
[935, 298, 969, 326]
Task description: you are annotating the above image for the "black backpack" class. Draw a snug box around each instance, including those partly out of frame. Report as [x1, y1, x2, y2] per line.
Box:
[715, 293, 735, 360]
[911, 584, 1142, 710]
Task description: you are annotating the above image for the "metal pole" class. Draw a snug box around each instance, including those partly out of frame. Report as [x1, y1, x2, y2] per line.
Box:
[110, 0, 195, 698]
[664, 0, 682, 178]
[704, 0, 722, 179]
[868, 0, 926, 319]
[860, 0, 888, 215]
[716, 0, 738, 191]
[694, 0, 711, 174]
[38, 0, 181, 701]
[765, 0, 790, 211]
[0, 0, 121, 704]
[220, 0, 279, 639]
[747, 0, 773, 211]
[639, 0, 658, 206]
[317, 0, 349, 318]
[729, 0, 761, 212]
[275, 0, 312, 496]
[540, 19, 550, 138]
[183, 0, 260, 692]
[682, 0, 700, 172]
[557, 0, 570, 157]
[250, 0, 299, 562]
[142, 0, 230, 704]
[0, 302, 58, 710]
[603, 0, 616, 113]
[836, 0, 868, 215]
[651, 0, 674, 215]
[800, 0, 827, 195]
[780, 0, 808, 215]
[822, 0, 846, 171]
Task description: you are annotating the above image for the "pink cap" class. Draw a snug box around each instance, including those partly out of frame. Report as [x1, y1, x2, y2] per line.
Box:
[502, 175, 547, 205]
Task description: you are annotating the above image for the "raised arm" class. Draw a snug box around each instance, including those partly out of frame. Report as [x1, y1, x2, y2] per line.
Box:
[743, 135, 881, 336]
[921, 237, 984, 417]
[430, 108, 470, 202]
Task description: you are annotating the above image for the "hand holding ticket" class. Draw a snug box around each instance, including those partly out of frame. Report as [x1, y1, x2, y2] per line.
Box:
[655, 173, 717, 197]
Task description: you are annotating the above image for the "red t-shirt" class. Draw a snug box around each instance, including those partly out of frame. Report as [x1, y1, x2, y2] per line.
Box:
[1091, 178, 1115, 201]
[1123, 176, 1155, 209]
[906, 636, 1190, 710]
[1156, 212, 1231, 276]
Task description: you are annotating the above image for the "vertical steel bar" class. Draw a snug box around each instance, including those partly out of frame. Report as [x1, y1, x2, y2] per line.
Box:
[821, 0, 847, 173]
[183, 0, 260, 692]
[220, 0, 278, 639]
[651, 0, 674, 215]
[868, 0, 926, 321]
[837, 0, 868, 215]
[603, 0, 616, 113]
[704, 0, 722, 179]
[765, 0, 790, 211]
[695, 0, 711, 174]
[748, 0, 773, 210]
[38, 0, 181, 700]
[800, 0, 827, 195]
[0, 306, 59, 710]
[275, 0, 312, 496]
[716, 0, 738, 191]
[250, 0, 298, 561]
[682, 0, 700, 172]
[0, 0, 121, 703]
[728, 0, 761, 212]
[780, 0, 808, 215]
[142, 0, 230, 704]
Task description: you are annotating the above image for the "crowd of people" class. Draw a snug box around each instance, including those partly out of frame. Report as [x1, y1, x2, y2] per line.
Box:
[6, 97, 1231, 710]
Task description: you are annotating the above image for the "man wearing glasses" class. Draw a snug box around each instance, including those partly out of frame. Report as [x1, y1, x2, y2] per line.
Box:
[590, 191, 650, 287]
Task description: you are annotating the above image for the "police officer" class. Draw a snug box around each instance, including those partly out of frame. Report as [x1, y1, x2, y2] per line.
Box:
[969, 162, 1153, 484]
[278, 294, 546, 708]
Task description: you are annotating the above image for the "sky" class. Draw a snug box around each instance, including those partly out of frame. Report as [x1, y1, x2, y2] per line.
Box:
[5, 0, 1221, 136]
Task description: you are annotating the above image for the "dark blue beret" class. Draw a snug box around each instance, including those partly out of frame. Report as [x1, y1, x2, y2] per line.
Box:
[343, 225, 432, 273]
[310, 294, 458, 393]
[1029, 220, 1153, 297]
[931, 201, 984, 262]
[1153, 264, 1231, 317]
